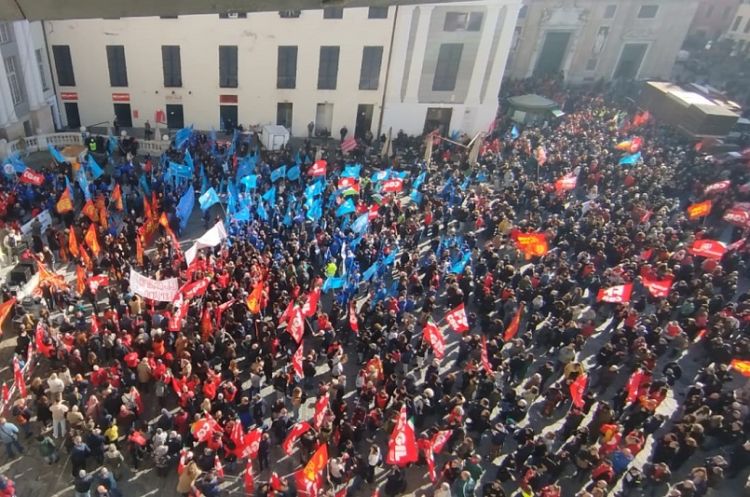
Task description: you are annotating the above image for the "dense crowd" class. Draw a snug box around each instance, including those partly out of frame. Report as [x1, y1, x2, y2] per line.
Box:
[0, 78, 748, 497]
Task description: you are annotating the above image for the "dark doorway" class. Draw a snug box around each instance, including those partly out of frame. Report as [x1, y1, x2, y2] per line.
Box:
[220, 105, 238, 132]
[113, 103, 132, 128]
[166, 104, 184, 129]
[423, 107, 452, 136]
[533, 31, 572, 76]
[64, 102, 80, 129]
[355, 104, 373, 139]
[614, 43, 648, 80]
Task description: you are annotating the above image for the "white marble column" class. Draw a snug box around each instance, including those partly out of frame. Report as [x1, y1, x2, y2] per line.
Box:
[14, 21, 44, 111]
[0, 45, 18, 127]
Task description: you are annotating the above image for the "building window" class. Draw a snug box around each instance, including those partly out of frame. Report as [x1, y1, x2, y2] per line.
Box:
[444, 12, 483, 31]
[277, 102, 293, 129]
[161, 45, 182, 87]
[518, 5, 528, 18]
[219, 12, 247, 18]
[637, 5, 659, 19]
[359, 46, 383, 90]
[52, 45, 76, 86]
[5, 56, 24, 106]
[368, 7, 388, 19]
[279, 10, 301, 18]
[705, 5, 714, 18]
[318, 46, 340, 90]
[277, 46, 297, 89]
[734, 16, 744, 31]
[585, 58, 598, 71]
[159, 15, 178, 19]
[106, 45, 128, 87]
[604, 5, 617, 19]
[323, 7, 343, 19]
[0, 23, 13, 44]
[745, 18, 750, 33]
[432, 43, 463, 91]
[219, 45, 238, 88]
[35, 49, 48, 91]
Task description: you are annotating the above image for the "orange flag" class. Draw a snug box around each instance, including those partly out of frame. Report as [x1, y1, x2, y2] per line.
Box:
[85, 224, 101, 256]
[0, 297, 16, 334]
[82, 199, 98, 222]
[76, 265, 86, 295]
[302, 443, 329, 482]
[68, 228, 80, 258]
[246, 281, 264, 314]
[98, 204, 108, 229]
[56, 188, 73, 214]
[35, 261, 68, 292]
[80, 246, 93, 270]
[159, 212, 169, 228]
[143, 197, 153, 220]
[687, 200, 712, 220]
[136, 235, 144, 266]
[731, 359, 750, 377]
[512, 231, 549, 259]
[503, 302, 525, 341]
[112, 184, 123, 211]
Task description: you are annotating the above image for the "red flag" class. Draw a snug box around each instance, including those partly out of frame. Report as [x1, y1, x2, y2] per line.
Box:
[90, 313, 100, 335]
[131, 386, 143, 414]
[597, 283, 633, 303]
[308, 160, 327, 177]
[82, 199, 98, 222]
[445, 303, 469, 333]
[271, 472, 284, 491]
[341, 136, 358, 153]
[0, 297, 16, 334]
[431, 430, 452, 454]
[238, 428, 262, 460]
[381, 178, 404, 193]
[569, 373, 588, 408]
[368, 204, 380, 220]
[215, 299, 234, 325]
[689, 239, 727, 260]
[729, 238, 747, 252]
[731, 358, 750, 377]
[337, 177, 359, 190]
[292, 345, 304, 378]
[687, 200, 712, 220]
[191, 416, 221, 443]
[422, 322, 445, 360]
[1, 383, 8, 404]
[312, 393, 329, 429]
[301, 288, 321, 318]
[56, 188, 74, 214]
[12, 357, 25, 398]
[418, 438, 437, 482]
[348, 300, 359, 333]
[705, 180, 731, 196]
[642, 275, 673, 298]
[19, 168, 44, 186]
[282, 421, 312, 456]
[296, 470, 318, 497]
[243, 461, 255, 494]
[480, 336, 493, 375]
[35, 323, 53, 358]
[246, 280, 264, 314]
[178, 278, 210, 300]
[229, 421, 245, 456]
[512, 232, 549, 259]
[503, 303, 525, 341]
[87, 274, 109, 293]
[626, 370, 644, 404]
[287, 307, 305, 344]
[723, 205, 750, 228]
[214, 455, 225, 478]
[386, 406, 418, 466]
[302, 443, 329, 482]
[279, 300, 295, 325]
[554, 172, 577, 193]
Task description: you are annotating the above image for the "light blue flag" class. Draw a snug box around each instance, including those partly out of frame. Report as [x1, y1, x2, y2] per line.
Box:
[175, 126, 193, 148]
[410, 190, 423, 205]
[460, 177, 470, 191]
[341, 164, 361, 178]
[336, 198, 356, 217]
[305, 181, 323, 199]
[307, 198, 322, 221]
[184, 149, 194, 171]
[362, 262, 380, 281]
[227, 181, 239, 213]
[48, 144, 66, 164]
[87, 156, 104, 179]
[168, 162, 192, 179]
[449, 251, 472, 274]
[287, 165, 301, 181]
[619, 151, 642, 166]
[413, 171, 426, 189]
[256, 202, 268, 221]
[241, 174, 258, 191]
[271, 165, 286, 183]
[199, 187, 220, 211]
[511, 126, 520, 140]
[371, 170, 389, 182]
[200, 165, 209, 194]
[393, 170, 410, 179]
[76, 168, 91, 201]
[176, 185, 195, 231]
[351, 213, 369, 234]
[139, 174, 151, 196]
[234, 206, 250, 222]
[382, 248, 398, 266]
[107, 136, 118, 155]
[322, 276, 345, 292]
[262, 186, 276, 204]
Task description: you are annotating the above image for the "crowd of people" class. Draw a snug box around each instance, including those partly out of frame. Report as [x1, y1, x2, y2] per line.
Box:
[0, 77, 748, 497]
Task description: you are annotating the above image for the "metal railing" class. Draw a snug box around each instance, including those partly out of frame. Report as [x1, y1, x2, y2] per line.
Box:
[0, 132, 170, 160]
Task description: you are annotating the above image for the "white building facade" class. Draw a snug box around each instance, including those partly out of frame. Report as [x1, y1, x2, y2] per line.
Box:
[0, 20, 57, 141]
[43, 1, 520, 138]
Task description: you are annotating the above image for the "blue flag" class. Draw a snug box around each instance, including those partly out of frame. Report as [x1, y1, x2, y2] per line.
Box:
[307, 198, 322, 222]
[107, 136, 118, 155]
[241, 174, 258, 191]
[271, 165, 286, 183]
[87, 156, 104, 179]
[200, 165, 209, 194]
[413, 171, 427, 189]
[176, 185, 195, 231]
[48, 144, 66, 164]
[449, 251, 472, 274]
[382, 249, 398, 266]
[227, 181, 239, 213]
[305, 181, 323, 199]
[234, 206, 250, 222]
[184, 149, 194, 171]
[236, 156, 255, 181]
[336, 198, 356, 217]
[619, 151, 642, 166]
[256, 202, 268, 221]
[76, 168, 91, 201]
[139, 174, 151, 196]
[168, 162, 192, 179]
[511, 125, 520, 140]
[322, 276, 346, 292]
[351, 213, 369, 234]
[262, 186, 276, 204]
[287, 165, 301, 181]
[371, 170, 389, 182]
[410, 190, 423, 205]
[175, 126, 193, 148]
[199, 187, 220, 211]
[362, 262, 380, 281]
[341, 164, 361, 178]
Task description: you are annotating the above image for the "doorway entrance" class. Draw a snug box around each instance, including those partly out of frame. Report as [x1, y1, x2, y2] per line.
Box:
[423, 107, 452, 136]
[534, 31, 572, 76]
[166, 104, 184, 129]
[355, 104, 373, 139]
[315, 103, 334, 137]
[614, 43, 648, 79]
[220, 105, 238, 132]
[113, 103, 132, 128]
[64, 102, 80, 129]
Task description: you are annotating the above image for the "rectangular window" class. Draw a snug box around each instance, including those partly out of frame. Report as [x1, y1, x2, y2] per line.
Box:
[35, 48, 48, 91]
[106, 45, 128, 87]
[52, 45, 75, 86]
[219, 12, 247, 18]
[219, 45, 238, 88]
[323, 7, 343, 19]
[432, 43, 463, 91]
[277, 102, 293, 129]
[161, 45, 182, 87]
[734, 16, 744, 31]
[585, 58, 598, 71]
[0, 23, 12, 44]
[444, 12, 482, 31]
[277, 46, 297, 89]
[368, 7, 388, 19]
[359, 46, 383, 90]
[278, 10, 301, 18]
[637, 5, 659, 18]
[604, 5, 617, 18]
[318, 46, 340, 90]
[5, 56, 24, 106]
[518, 5, 528, 18]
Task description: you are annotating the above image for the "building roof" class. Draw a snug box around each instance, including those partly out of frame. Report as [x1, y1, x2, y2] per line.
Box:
[507, 94, 558, 111]
[646, 81, 741, 117]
